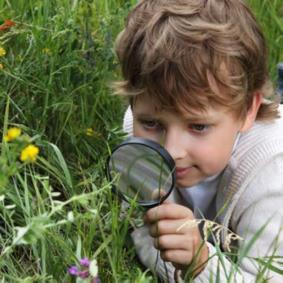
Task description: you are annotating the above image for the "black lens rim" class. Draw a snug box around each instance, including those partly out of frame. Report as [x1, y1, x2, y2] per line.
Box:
[106, 137, 176, 208]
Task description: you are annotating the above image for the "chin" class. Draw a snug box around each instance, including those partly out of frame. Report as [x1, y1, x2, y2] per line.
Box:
[176, 179, 199, 189]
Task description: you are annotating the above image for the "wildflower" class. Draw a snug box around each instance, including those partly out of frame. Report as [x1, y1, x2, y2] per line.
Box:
[89, 259, 98, 277]
[20, 144, 39, 163]
[4, 127, 22, 142]
[85, 128, 101, 138]
[0, 47, 6, 57]
[0, 63, 3, 70]
[0, 19, 15, 31]
[86, 128, 95, 136]
[80, 257, 90, 267]
[68, 257, 100, 282]
[42, 48, 51, 55]
[78, 270, 90, 278]
[68, 266, 79, 276]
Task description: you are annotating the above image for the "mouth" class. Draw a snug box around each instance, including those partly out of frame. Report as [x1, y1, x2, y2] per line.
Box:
[175, 166, 194, 178]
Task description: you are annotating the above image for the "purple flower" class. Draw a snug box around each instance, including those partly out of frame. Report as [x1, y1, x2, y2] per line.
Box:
[78, 270, 90, 278]
[68, 257, 98, 280]
[68, 266, 79, 276]
[79, 257, 90, 267]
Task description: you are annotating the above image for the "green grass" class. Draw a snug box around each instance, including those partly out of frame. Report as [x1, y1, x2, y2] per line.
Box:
[0, 0, 282, 282]
[248, 0, 283, 80]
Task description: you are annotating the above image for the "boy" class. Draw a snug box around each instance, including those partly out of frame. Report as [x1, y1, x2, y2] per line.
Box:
[114, 0, 283, 281]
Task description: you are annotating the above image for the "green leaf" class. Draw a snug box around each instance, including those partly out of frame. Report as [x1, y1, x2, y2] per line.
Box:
[49, 143, 73, 189]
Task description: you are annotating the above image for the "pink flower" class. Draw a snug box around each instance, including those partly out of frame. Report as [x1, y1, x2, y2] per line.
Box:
[79, 257, 90, 267]
[78, 270, 90, 278]
[68, 266, 79, 276]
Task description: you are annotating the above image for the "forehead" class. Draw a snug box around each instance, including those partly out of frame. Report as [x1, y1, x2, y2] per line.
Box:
[132, 94, 221, 121]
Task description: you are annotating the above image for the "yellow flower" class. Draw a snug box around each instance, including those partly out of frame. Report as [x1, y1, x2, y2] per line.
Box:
[42, 48, 51, 55]
[85, 128, 94, 136]
[4, 127, 22, 142]
[0, 47, 6, 57]
[20, 144, 39, 163]
[0, 63, 3, 70]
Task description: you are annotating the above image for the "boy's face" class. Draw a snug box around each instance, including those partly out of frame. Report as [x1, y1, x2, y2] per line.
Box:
[132, 95, 251, 188]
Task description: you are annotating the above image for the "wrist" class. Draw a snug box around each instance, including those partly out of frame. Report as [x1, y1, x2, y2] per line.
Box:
[195, 241, 209, 275]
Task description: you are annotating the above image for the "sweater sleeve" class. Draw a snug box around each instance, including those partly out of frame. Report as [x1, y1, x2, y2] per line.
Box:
[230, 155, 283, 282]
[131, 225, 176, 282]
[194, 155, 283, 282]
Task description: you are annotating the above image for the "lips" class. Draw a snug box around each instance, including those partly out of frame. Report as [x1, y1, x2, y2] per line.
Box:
[175, 166, 193, 178]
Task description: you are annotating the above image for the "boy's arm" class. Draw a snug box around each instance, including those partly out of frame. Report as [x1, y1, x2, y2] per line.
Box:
[231, 155, 283, 282]
[194, 155, 283, 283]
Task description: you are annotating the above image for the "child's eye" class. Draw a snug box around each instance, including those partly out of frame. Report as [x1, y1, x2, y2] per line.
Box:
[139, 119, 161, 130]
[189, 124, 209, 133]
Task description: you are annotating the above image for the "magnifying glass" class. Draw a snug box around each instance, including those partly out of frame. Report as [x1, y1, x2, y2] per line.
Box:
[106, 137, 176, 208]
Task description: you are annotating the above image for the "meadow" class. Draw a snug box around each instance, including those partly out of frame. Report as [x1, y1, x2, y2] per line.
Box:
[0, 0, 282, 282]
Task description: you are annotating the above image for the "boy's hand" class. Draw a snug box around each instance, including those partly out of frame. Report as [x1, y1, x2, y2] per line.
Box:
[144, 202, 208, 276]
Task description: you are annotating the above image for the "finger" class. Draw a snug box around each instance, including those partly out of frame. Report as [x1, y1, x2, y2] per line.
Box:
[160, 249, 193, 265]
[161, 247, 209, 275]
[151, 188, 167, 200]
[162, 198, 173, 204]
[148, 218, 198, 236]
[144, 203, 193, 223]
[154, 234, 193, 250]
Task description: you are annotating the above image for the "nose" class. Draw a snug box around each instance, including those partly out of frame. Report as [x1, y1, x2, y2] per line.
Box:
[163, 128, 187, 161]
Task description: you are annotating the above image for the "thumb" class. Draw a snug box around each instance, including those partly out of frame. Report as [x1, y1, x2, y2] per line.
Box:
[162, 197, 173, 204]
[150, 187, 167, 200]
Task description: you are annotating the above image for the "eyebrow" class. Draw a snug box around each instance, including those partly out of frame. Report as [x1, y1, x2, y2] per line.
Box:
[184, 115, 213, 123]
[133, 108, 158, 116]
[135, 112, 214, 124]
[180, 110, 214, 122]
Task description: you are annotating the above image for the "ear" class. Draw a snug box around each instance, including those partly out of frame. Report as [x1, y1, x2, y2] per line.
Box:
[239, 92, 262, 133]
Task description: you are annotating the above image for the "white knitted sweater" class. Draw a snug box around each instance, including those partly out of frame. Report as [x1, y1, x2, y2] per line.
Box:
[123, 105, 283, 282]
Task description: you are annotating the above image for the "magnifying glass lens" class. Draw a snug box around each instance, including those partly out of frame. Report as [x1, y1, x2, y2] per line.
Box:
[107, 138, 175, 207]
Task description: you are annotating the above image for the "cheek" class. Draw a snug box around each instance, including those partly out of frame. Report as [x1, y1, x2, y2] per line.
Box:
[192, 138, 234, 174]
[133, 124, 142, 137]
[133, 120, 144, 137]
